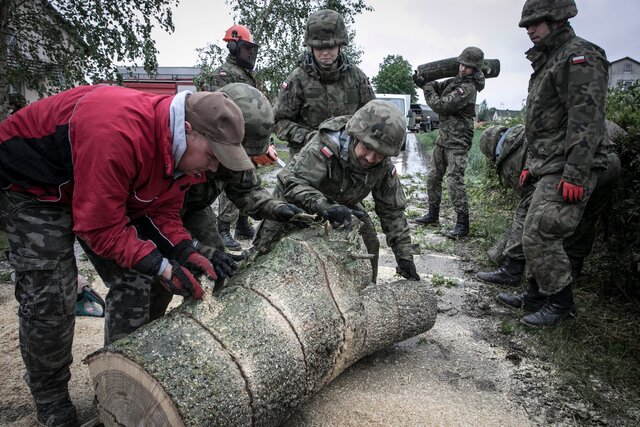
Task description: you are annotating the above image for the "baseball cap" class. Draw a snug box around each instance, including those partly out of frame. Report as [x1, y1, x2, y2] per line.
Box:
[185, 92, 253, 171]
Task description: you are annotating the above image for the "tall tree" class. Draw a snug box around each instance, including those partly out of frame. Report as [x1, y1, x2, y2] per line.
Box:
[195, 0, 372, 100]
[371, 55, 417, 102]
[1, 0, 178, 118]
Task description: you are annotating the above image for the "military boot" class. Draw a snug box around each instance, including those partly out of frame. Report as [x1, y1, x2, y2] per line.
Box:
[414, 204, 439, 225]
[36, 396, 78, 427]
[217, 221, 242, 251]
[446, 211, 469, 238]
[520, 285, 576, 327]
[497, 279, 546, 312]
[234, 215, 256, 240]
[476, 257, 525, 287]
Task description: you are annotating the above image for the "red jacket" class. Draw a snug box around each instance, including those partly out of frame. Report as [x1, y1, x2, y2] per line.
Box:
[0, 85, 193, 270]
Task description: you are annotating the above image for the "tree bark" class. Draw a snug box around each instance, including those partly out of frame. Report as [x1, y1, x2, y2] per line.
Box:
[417, 57, 501, 81]
[86, 225, 437, 426]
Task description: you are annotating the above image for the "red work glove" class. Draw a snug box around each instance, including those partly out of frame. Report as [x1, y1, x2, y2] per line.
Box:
[185, 252, 218, 281]
[556, 179, 584, 202]
[158, 260, 204, 299]
[252, 145, 279, 166]
[519, 169, 531, 188]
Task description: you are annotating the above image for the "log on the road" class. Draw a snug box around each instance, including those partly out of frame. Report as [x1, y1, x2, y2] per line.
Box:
[86, 224, 437, 426]
[417, 57, 501, 81]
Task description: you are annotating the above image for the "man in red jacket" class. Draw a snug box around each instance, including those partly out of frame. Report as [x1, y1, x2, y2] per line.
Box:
[0, 85, 251, 426]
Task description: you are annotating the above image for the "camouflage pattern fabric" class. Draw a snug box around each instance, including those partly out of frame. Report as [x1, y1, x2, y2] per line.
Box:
[345, 99, 407, 157]
[274, 52, 375, 158]
[523, 25, 608, 185]
[427, 145, 469, 215]
[255, 116, 415, 265]
[181, 204, 225, 252]
[1, 190, 77, 404]
[207, 56, 257, 91]
[522, 25, 608, 295]
[422, 70, 484, 150]
[304, 9, 349, 48]
[217, 191, 241, 225]
[494, 125, 528, 192]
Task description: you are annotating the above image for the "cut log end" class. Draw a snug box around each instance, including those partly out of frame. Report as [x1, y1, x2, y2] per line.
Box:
[87, 352, 185, 427]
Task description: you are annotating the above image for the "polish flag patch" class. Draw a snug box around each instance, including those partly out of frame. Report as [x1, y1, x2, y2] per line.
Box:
[281, 81, 288, 90]
[391, 166, 397, 177]
[456, 87, 465, 95]
[320, 146, 333, 158]
[571, 55, 586, 65]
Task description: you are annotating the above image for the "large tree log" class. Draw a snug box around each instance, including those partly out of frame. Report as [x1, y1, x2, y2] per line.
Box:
[85, 225, 437, 426]
[417, 57, 501, 81]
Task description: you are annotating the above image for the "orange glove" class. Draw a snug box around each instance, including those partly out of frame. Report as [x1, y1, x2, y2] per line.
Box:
[519, 169, 530, 189]
[556, 179, 584, 202]
[252, 145, 278, 166]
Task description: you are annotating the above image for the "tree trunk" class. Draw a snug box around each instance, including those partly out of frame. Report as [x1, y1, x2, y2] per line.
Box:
[416, 57, 501, 81]
[86, 225, 437, 426]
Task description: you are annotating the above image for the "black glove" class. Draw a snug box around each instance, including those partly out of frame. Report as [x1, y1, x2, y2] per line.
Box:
[210, 250, 239, 279]
[274, 203, 305, 222]
[323, 205, 353, 229]
[413, 70, 426, 88]
[396, 259, 420, 281]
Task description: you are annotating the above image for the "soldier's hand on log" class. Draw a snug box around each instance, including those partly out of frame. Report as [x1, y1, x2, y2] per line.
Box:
[274, 203, 305, 222]
[184, 252, 218, 281]
[519, 169, 531, 188]
[158, 260, 205, 299]
[413, 70, 426, 88]
[396, 259, 420, 281]
[556, 179, 584, 202]
[210, 250, 239, 279]
[323, 205, 353, 229]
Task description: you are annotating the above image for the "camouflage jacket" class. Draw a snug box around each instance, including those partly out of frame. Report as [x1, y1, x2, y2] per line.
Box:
[183, 167, 283, 221]
[423, 70, 485, 150]
[494, 124, 528, 192]
[208, 56, 257, 91]
[524, 25, 608, 185]
[274, 52, 375, 149]
[277, 116, 414, 261]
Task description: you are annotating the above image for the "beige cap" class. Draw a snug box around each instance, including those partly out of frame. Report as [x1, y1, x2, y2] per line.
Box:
[185, 92, 253, 171]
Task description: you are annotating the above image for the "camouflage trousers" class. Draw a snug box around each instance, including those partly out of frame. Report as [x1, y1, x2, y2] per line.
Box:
[76, 239, 173, 345]
[217, 191, 241, 225]
[522, 171, 598, 296]
[182, 204, 225, 252]
[506, 153, 620, 272]
[0, 190, 77, 405]
[427, 145, 469, 215]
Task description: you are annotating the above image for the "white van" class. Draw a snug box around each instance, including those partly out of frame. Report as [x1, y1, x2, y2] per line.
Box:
[374, 93, 411, 150]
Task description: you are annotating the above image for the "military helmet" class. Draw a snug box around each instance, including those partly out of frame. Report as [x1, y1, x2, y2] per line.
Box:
[346, 100, 406, 157]
[217, 83, 274, 156]
[479, 126, 509, 162]
[457, 47, 484, 70]
[519, 0, 577, 28]
[304, 9, 349, 48]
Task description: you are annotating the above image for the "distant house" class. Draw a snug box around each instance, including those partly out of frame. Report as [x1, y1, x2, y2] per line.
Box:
[492, 109, 521, 123]
[608, 57, 640, 90]
[115, 66, 201, 94]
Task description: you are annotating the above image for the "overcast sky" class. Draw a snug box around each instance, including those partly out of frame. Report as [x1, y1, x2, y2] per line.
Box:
[152, 0, 640, 110]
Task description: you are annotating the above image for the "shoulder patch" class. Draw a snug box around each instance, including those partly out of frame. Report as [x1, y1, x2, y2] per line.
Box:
[281, 81, 288, 90]
[456, 87, 465, 95]
[218, 71, 227, 76]
[571, 55, 586, 65]
[320, 146, 333, 158]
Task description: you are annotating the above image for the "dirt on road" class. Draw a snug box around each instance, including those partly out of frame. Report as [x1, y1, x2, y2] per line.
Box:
[1, 134, 638, 426]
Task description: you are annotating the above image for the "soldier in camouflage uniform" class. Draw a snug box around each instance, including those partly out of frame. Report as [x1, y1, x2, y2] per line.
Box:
[253, 100, 420, 283]
[274, 9, 375, 160]
[413, 47, 486, 238]
[502, 0, 609, 327]
[475, 124, 621, 292]
[208, 25, 262, 250]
